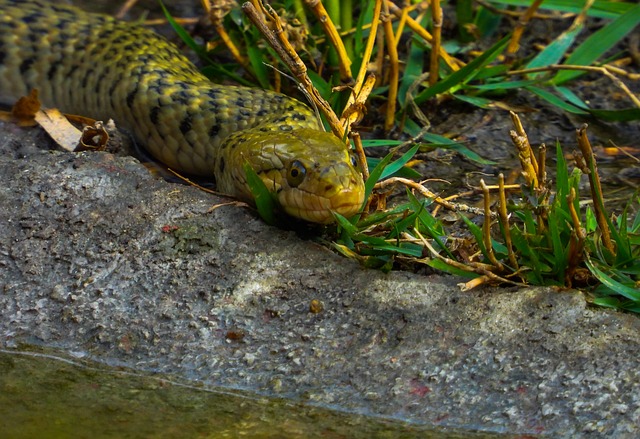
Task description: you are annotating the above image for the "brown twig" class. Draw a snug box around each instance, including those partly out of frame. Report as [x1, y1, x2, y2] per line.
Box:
[509, 111, 539, 188]
[374, 177, 492, 216]
[387, 2, 462, 71]
[507, 0, 544, 56]
[350, 132, 369, 182]
[480, 180, 503, 270]
[303, 0, 353, 83]
[497, 174, 519, 271]
[202, 0, 251, 71]
[381, 0, 399, 131]
[242, 1, 344, 138]
[429, 0, 443, 86]
[576, 124, 614, 253]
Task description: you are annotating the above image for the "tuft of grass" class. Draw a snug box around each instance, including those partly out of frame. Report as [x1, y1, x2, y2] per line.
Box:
[161, 1, 640, 312]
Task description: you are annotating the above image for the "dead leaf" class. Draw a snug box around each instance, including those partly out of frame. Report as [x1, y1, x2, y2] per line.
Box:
[10, 89, 41, 126]
[79, 121, 109, 151]
[34, 108, 82, 152]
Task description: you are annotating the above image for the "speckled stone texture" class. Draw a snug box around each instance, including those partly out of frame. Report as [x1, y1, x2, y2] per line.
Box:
[1, 120, 639, 438]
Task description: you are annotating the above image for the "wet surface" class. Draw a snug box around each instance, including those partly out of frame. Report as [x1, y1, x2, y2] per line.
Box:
[2, 348, 506, 439]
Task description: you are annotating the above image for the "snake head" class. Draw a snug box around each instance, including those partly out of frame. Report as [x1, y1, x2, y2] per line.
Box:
[217, 128, 365, 224]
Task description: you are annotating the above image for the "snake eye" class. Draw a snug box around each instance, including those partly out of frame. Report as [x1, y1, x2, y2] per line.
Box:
[349, 153, 358, 168]
[287, 160, 306, 188]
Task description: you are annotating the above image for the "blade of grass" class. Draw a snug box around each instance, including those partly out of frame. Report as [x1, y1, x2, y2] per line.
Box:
[526, 86, 590, 114]
[587, 258, 640, 302]
[552, 3, 640, 85]
[243, 162, 276, 226]
[413, 34, 511, 104]
[487, 0, 634, 19]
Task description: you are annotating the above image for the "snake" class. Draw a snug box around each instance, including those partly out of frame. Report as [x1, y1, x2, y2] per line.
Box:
[0, 0, 365, 224]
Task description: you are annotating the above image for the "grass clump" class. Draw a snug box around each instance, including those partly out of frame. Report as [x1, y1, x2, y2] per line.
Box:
[159, 0, 640, 313]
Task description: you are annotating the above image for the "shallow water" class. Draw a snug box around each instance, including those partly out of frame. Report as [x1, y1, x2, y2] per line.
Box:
[0, 348, 509, 439]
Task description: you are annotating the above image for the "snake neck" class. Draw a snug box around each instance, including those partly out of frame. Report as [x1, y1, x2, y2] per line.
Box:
[1, 0, 365, 223]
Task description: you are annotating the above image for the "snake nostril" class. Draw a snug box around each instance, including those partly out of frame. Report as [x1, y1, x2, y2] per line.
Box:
[324, 184, 333, 192]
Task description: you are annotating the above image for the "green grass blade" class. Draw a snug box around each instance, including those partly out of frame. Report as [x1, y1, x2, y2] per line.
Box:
[587, 108, 640, 122]
[586, 258, 640, 302]
[552, 3, 640, 85]
[413, 35, 511, 104]
[380, 144, 420, 179]
[525, 23, 584, 73]
[159, 1, 211, 62]
[486, 0, 635, 19]
[526, 86, 590, 114]
[403, 119, 495, 165]
[243, 163, 276, 226]
[469, 79, 541, 91]
[427, 258, 479, 278]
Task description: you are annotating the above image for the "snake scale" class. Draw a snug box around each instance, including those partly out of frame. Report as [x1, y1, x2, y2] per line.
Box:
[0, 0, 364, 223]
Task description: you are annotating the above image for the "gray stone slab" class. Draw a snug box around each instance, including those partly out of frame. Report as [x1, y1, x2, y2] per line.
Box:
[1, 120, 638, 437]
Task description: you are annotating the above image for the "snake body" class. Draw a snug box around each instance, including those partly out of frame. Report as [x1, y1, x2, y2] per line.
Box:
[0, 0, 364, 223]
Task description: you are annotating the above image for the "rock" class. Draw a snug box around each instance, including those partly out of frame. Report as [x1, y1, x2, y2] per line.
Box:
[1, 120, 639, 437]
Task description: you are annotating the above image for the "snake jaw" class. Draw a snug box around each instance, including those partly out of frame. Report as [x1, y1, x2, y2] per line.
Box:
[278, 182, 364, 224]
[276, 159, 365, 224]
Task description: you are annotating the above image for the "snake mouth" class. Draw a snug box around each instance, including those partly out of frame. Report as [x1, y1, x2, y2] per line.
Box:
[279, 189, 364, 224]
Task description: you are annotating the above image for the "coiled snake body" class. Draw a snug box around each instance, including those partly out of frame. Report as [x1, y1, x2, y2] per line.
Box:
[0, 0, 364, 223]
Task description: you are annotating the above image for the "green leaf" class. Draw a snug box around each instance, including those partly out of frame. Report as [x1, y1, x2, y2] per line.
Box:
[366, 158, 421, 179]
[380, 144, 420, 180]
[243, 162, 277, 226]
[403, 119, 495, 165]
[587, 108, 640, 122]
[245, 42, 272, 90]
[427, 258, 479, 278]
[552, 3, 640, 84]
[486, 0, 635, 19]
[452, 94, 494, 108]
[526, 86, 590, 114]
[413, 34, 511, 104]
[587, 258, 640, 302]
[469, 79, 541, 91]
[526, 23, 584, 74]
[159, 1, 211, 62]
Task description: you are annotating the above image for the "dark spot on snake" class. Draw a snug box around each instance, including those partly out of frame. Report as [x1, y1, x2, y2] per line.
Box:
[279, 125, 293, 132]
[219, 157, 225, 174]
[150, 106, 160, 125]
[209, 124, 220, 138]
[292, 113, 306, 121]
[256, 109, 268, 117]
[19, 57, 35, 75]
[0, 49, 5, 66]
[21, 11, 44, 24]
[94, 67, 113, 92]
[27, 30, 40, 44]
[126, 84, 138, 108]
[180, 115, 192, 135]
[108, 79, 120, 96]
[259, 127, 269, 132]
[235, 98, 246, 107]
[54, 18, 72, 31]
[239, 108, 251, 117]
[81, 69, 92, 89]
[287, 105, 294, 111]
